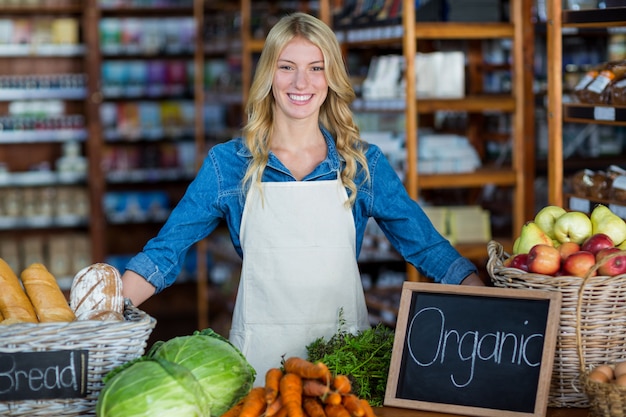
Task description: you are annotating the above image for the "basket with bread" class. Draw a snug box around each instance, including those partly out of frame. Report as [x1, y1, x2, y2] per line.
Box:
[0, 259, 156, 417]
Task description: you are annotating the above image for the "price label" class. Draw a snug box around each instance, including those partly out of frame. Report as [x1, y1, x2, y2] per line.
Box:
[594, 106, 616, 121]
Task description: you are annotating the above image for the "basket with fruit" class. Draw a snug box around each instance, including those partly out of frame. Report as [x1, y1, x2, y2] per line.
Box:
[487, 204, 626, 409]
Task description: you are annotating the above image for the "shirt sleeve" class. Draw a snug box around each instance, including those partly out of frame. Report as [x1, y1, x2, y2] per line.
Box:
[125, 152, 224, 293]
[366, 146, 477, 284]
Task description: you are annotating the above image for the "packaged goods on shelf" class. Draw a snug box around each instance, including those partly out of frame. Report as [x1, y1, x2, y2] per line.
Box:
[421, 205, 492, 245]
[415, 51, 465, 98]
[418, 134, 481, 173]
[447, 0, 504, 22]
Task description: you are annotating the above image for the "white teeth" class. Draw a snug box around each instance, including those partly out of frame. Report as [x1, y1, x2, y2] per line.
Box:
[289, 94, 312, 101]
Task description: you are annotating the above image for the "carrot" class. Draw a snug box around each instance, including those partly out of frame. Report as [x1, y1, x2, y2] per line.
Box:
[221, 398, 245, 417]
[303, 397, 327, 417]
[274, 405, 289, 417]
[240, 387, 267, 417]
[265, 397, 283, 417]
[284, 357, 328, 380]
[324, 404, 351, 417]
[279, 372, 304, 417]
[321, 392, 342, 406]
[316, 362, 332, 384]
[331, 375, 351, 395]
[359, 399, 377, 417]
[302, 378, 332, 398]
[265, 368, 284, 404]
[341, 394, 364, 417]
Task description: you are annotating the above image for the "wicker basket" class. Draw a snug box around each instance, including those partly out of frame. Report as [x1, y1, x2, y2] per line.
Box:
[487, 240, 626, 408]
[582, 371, 626, 417]
[0, 300, 156, 416]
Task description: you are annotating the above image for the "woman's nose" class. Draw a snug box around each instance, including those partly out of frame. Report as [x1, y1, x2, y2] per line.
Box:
[294, 70, 308, 88]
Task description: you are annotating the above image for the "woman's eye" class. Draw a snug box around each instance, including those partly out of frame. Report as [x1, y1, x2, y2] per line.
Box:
[312, 66, 324, 71]
[279, 65, 293, 70]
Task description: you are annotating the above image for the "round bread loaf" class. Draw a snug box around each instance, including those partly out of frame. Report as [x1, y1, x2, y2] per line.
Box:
[76, 309, 124, 321]
[70, 263, 124, 319]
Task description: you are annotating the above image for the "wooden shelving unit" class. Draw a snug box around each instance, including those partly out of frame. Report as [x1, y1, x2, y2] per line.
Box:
[366, 0, 534, 279]
[546, 3, 626, 207]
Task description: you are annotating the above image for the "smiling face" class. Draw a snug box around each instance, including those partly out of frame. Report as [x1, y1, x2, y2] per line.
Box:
[272, 36, 329, 124]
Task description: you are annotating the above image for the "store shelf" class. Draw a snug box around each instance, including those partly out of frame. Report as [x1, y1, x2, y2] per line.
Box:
[546, 3, 626, 206]
[563, 103, 626, 126]
[418, 168, 517, 189]
[562, 7, 626, 27]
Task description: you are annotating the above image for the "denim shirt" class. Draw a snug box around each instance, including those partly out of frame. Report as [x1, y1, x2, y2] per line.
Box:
[126, 128, 477, 292]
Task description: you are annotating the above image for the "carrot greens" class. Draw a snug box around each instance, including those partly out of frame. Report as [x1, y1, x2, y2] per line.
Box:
[305, 322, 394, 407]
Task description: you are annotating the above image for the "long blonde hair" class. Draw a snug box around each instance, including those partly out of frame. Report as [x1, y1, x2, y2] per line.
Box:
[242, 12, 369, 206]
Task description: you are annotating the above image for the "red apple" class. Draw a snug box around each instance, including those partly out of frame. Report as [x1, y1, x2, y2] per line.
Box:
[527, 244, 561, 275]
[581, 233, 615, 255]
[596, 247, 626, 276]
[504, 253, 529, 271]
[562, 250, 597, 277]
[558, 241, 581, 261]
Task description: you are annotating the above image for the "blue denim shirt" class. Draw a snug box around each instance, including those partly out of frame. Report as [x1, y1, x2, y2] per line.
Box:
[126, 128, 477, 292]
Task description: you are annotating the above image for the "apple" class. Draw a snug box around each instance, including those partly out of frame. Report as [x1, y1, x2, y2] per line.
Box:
[553, 211, 593, 244]
[504, 253, 529, 271]
[558, 241, 581, 261]
[527, 244, 561, 275]
[562, 250, 597, 277]
[534, 205, 567, 240]
[581, 233, 614, 255]
[596, 247, 626, 276]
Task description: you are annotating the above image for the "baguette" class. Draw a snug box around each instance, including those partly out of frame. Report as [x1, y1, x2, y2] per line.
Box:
[21, 263, 76, 323]
[0, 258, 38, 324]
[70, 263, 124, 319]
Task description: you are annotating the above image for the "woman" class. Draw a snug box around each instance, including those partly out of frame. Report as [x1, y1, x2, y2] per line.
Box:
[122, 12, 483, 383]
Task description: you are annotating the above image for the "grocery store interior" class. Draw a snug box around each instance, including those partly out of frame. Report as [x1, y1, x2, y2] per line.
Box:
[0, 0, 624, 345]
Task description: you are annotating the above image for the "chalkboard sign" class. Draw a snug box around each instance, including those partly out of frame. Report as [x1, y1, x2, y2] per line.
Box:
[0, 350, 88, 401]
[384, 282, 561, 417]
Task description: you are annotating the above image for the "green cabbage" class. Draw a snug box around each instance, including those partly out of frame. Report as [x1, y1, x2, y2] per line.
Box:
[149, 328, 256, 416]
[96, 357, 211, 417]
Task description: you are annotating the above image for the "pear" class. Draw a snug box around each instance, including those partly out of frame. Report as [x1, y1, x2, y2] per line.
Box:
[591, 204, 626, 246]
[513, 221, 554, 255]
[553, 211, 593, 244]
[534, 205, 567, 240]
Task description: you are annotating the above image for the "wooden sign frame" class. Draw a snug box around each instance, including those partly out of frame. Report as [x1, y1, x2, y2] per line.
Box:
[384, 282, 561, 417]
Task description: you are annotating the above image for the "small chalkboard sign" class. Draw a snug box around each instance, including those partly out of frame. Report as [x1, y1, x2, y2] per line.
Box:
[0, 350, 88, 401]
[384, 282, 561, 417]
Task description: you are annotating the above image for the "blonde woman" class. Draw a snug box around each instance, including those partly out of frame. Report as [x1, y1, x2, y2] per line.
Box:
[122, 12, 482, 383]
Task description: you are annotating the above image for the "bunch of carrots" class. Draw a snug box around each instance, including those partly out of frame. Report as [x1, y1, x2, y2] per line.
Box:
[221, 357, 378, 417]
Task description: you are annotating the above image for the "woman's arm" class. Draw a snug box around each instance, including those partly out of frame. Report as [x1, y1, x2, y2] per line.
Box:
[122, 270, 156, 306]
[460, 272, 485, 286]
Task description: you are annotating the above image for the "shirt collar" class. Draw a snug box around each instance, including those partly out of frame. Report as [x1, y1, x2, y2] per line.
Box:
[236, 125, 343, 172]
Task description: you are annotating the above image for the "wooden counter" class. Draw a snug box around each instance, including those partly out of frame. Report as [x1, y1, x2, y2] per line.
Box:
[373, 406, 589, 416]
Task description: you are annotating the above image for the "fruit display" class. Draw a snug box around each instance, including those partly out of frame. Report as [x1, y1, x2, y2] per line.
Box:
[506, 204, 626, 277]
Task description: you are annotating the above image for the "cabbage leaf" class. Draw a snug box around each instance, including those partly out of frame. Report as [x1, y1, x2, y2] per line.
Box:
[96, 357, 211, 417]
[149, 328, 256, 416]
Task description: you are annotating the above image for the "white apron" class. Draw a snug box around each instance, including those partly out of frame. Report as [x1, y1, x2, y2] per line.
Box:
[229, 174, 370, 385]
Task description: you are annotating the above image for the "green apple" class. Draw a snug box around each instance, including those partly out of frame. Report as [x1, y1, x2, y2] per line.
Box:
[553, 211, 592, 244]
[534, 205, 567, 240]
[590, 204, 626, 247]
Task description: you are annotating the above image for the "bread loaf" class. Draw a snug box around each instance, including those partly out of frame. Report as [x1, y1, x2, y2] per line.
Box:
[70, 263, 124, 319]
[0, 258, 38, 324]
[21, 263, 76, 323]
[76, 309, 124, 321]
